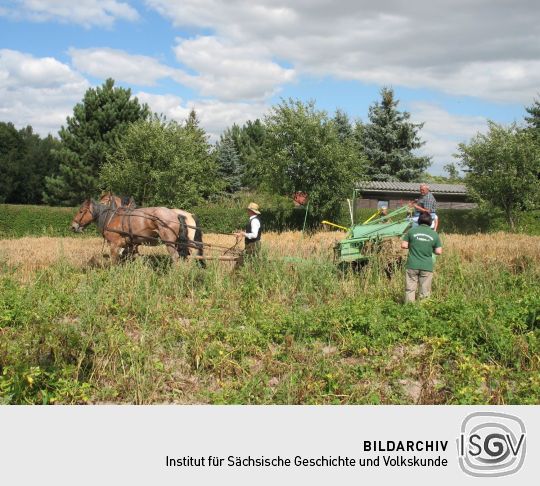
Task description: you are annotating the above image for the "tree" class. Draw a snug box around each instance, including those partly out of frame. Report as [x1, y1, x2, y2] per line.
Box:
[362, 87, 431, 181]
[17, 128, 61, 204]
[0, 122, 23, 203]
[525, 96, 540, 130]
[443, 162, 461, 182]
[221, 120, 266, 189]
[44, 78, 149, 206]
[0, 123, 60, 204]
[215, 132, 243, 193]
[456, 121, 540, 230]
[261, 98, 364, 220]
[421, 163, 463, 184]
[99, 114, 221, 209]
[333, 109, 354, 143]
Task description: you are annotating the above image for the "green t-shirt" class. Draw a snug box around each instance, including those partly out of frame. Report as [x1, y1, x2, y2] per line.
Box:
[402, 225, 442, 272]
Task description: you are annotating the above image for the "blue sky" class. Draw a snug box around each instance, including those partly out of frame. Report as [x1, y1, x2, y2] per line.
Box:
[1, 0, 538, 174]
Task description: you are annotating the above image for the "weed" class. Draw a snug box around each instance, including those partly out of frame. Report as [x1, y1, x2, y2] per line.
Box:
[0, 232, 539, 404]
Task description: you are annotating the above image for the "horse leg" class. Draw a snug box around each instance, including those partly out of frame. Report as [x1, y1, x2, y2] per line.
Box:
[165, 243, 180, 263]
[176, 215, 190, 260]
[179, 213, 205, 268]
[123, 243, 139, 261]
[109, 243, 122, 264]
[157, 224, 182, 264]
[193, 216, 206, 269]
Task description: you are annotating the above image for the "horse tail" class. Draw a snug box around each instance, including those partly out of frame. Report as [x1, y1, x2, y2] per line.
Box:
[193, 216, 206, 268]
[176, 214, 190, 259]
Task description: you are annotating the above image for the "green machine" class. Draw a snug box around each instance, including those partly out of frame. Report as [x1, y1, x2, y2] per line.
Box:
[323, 192, 413, 266]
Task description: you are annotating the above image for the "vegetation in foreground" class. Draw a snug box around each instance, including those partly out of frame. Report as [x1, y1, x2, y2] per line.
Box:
[0, 232, 539, 405]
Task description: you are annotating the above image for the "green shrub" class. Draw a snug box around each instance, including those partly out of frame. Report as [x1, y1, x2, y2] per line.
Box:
[1, 202, 539, 237]
[0, 204, 98, 238]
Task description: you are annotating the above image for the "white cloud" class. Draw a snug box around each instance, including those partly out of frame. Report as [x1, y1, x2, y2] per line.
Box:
[1, 0, 139, 27]
[146, 0, 540, 103]
[0, 49, 79, 87]
[189, 99, 268, 138]
[68, 42, 295, 101]
[0, 48, 272, 140]
[135, 93, 191, 121]
[146, 0, 297, 34]
[173, 36, 295, 101]
[408, 102, 489, 174]
[136, 92, 268, 140]
[0, 50, 89, 135]
[69, 48, 177, 86]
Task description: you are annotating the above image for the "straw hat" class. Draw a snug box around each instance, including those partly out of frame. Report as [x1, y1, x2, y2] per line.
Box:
[247, 202, 261, 215]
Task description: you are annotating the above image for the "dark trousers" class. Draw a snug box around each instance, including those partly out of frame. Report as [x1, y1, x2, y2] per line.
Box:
[236, 241, 261, 268]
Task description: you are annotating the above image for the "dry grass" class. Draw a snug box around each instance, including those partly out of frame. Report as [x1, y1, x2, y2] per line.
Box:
[443, 232, 540, 264]
[0, 232, 341, 274]
[1, 231, 540, 279]
[0, 236, 105, 275]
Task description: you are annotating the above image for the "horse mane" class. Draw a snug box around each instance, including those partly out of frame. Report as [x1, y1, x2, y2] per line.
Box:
[91, 200, 115, 234]
[99, 192, 137, 209]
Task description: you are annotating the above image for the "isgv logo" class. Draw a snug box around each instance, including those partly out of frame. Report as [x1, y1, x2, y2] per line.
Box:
[457, 412, 526, 477]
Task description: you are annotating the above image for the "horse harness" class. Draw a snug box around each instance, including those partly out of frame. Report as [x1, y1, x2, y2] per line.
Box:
[89, 201, 243, 257]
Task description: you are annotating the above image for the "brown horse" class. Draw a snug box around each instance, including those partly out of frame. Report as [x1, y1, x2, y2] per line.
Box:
[71, 199, 204, 264]
[98, 194, 205, 263]
[97, 193, 139, 257]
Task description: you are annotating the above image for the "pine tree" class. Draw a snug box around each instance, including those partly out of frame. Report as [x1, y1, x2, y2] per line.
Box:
[226, 120, 266, 189]
[525, 97, 540, 130]
[0, 123, 60, 204]
[185, 109, 200, 131]
[216, 132, 243, 193]
[362, 87, 430, 181]
[0, 122, 24, 203]
[44, 78, 149, 205]
[333, 109, 354, 143]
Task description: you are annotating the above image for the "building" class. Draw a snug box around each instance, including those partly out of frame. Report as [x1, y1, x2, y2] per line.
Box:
[356, 181, 475, 210]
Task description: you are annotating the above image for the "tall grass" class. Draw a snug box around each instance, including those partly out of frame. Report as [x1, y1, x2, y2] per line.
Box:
[0, 232, 539, 404]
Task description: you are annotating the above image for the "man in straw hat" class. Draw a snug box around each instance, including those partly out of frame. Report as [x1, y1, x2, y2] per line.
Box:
[235, 202, 262, 260]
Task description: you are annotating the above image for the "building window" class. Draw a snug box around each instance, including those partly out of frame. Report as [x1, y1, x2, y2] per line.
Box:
[377, 200, 389, 209]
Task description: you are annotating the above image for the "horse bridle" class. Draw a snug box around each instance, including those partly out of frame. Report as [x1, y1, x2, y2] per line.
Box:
[74, 201, 98, 229]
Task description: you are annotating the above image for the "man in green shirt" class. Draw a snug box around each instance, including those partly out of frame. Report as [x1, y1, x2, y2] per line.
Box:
[401, 212, 443, 303]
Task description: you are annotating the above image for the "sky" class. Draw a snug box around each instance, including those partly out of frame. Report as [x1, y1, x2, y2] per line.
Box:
[1, 0, 538, 175]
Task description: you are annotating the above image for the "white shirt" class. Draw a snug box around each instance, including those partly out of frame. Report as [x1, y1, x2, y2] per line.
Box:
[245, 215, 261, 240]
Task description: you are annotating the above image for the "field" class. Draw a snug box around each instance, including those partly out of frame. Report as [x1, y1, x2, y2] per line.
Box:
[0, 231, 539, 405]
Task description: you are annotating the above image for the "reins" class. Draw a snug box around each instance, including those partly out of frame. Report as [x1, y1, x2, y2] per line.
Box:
[92, 201, 243, 257]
